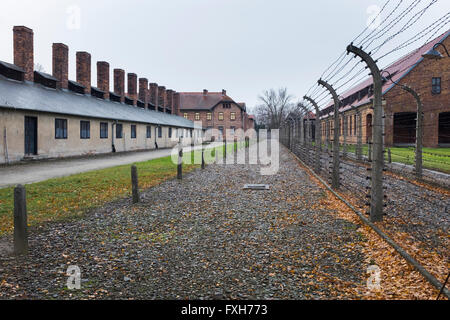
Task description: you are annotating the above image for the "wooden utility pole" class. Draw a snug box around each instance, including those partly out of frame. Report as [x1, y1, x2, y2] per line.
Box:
[131, 165, 139, 203]
[14, 184, 28, 255]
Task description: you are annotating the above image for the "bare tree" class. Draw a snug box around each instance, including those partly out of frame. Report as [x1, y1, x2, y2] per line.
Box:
[255, 88, 295, 129]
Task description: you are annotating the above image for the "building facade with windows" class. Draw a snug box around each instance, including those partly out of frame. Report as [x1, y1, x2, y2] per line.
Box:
[176, 89, 255, 139]
[0, 26, 202, 164]
[319, 29, 449, 148]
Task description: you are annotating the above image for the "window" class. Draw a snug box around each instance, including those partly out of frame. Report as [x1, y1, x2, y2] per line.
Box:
[218, 112, 224, 121]
[146, 125, 152, 138]
[432, 77, 441, 94]
[100, 122, 108, 139]
[207, 113, 212, 120]
[169, 127, 173, 138]
[184, 113, 188, 119]
[354, 115, 357, 135]
[195, 113, 200, 121]
[80, 121, 90, 139]
[223, 103, 231, 109]
[55, 119, 67, 139]
[158, 126, 162, 138]
[116, 123, 123, 139]
[230, 112, 236, 121]
[229, 126, 235, 136]
[131, 125, 137, 139]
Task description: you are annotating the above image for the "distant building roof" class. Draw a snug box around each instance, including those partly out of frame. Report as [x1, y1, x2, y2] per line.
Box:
[0, 75, 199, 129]
[322, 29, 450, 117]
[178, 91, 245, 111]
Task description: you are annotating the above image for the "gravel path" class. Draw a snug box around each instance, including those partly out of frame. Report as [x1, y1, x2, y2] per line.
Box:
[0, 146, 366, 299]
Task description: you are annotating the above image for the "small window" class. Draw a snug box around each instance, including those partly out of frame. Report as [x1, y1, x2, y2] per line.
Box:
[219, 112, 224, 121]
[169, 127, 173, 138]
[207, 113, 212, 120]
[55, 118, 67, 139]
[80, 121, 90, 139]
[116, 123, 123, 139]
[184, 113, 188, 119]
[100, 122, 108, 139]
[230, 112, 236, 121]
[195, 113, 200, 121]
[131, 125, 137, 139]
[146, 125, 152, 138]
[432, 77, 441, 94]
[158, 126, 162, 138]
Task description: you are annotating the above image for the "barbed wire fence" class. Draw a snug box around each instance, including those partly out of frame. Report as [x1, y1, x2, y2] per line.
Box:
[281, 0, 450, 299]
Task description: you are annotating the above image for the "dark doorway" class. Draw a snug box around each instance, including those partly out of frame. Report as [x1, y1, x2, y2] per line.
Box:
[438, 112, 450, 145]
[393, 112, 416, 145]
[24, 116, 38, 155]
[366, 114, 373, 143]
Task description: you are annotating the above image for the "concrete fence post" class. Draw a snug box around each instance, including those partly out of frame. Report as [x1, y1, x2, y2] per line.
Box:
[131, 165, 140, 203]
[347, 44, 384, 222]
[14, 184, 28, 255]
[318, 80, 341, 189]
[401, 85, 423, 179]
[356, 110, 363, 161]
[388, 148, 392, 164]
[343, 114, 348, 159]
[304, 96, 322, 174]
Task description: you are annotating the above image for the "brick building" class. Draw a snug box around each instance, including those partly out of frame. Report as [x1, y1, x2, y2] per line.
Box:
[0, 26, 202, 164]
[175, 90, 255, 139]
[320, 29, 450, 148]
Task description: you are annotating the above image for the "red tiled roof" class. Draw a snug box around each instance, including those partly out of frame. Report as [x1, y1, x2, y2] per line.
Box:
[178, 92, 241, 110]
[322, 29, 450, 117]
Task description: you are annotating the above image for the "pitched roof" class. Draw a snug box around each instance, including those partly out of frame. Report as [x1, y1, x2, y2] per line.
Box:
[0, 75, 199, 129]
[178, 92, 244, 111]
[322, 29, 450, 116]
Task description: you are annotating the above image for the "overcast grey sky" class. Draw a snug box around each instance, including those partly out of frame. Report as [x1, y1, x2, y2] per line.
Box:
[0, 0, 449, 112]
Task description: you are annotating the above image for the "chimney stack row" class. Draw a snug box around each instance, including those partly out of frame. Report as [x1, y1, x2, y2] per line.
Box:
[12, 26, 180, 112]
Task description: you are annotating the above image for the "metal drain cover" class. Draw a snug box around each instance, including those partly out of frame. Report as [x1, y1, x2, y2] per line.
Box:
[243, 184, 270, 190]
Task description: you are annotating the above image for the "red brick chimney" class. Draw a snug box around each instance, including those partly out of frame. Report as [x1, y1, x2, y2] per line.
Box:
[222, 89, 227, 96]
[127, 73, 137, 105]
[114, 69, 125, 102]
[52, 43, 69, 89]
[76, 51, 91, 93]
[203, 89, 208, 96]
[97, 61, 110, 99]
[149, 83, 158, 109]
[13, 26, 34, 82]
[173, 92, 180, 115]
[139, 78, 148, 107]
[166, 89, 174, 114]
[158, 86, 166, 112]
